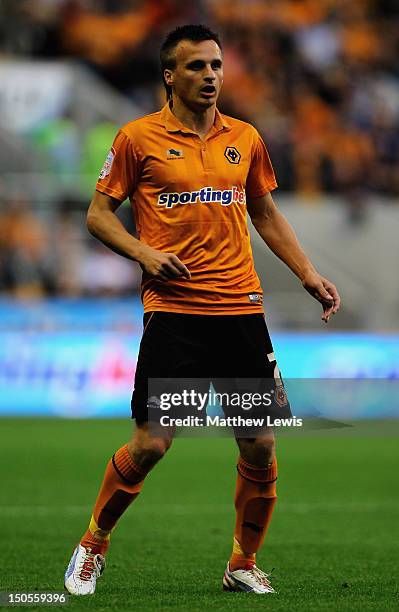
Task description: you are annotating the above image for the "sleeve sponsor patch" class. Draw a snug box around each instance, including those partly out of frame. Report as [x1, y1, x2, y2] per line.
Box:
[99, 147, 116, 179]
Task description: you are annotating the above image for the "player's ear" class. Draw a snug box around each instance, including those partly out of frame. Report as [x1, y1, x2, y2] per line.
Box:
[164, 69, 174, 87]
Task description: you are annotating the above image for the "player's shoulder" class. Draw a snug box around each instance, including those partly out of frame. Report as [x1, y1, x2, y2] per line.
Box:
[219, 111, 260, 138]
[119, 110, 163, 140]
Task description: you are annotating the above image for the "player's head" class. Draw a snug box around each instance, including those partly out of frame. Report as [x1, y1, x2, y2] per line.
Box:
[160, 24, 223, 111]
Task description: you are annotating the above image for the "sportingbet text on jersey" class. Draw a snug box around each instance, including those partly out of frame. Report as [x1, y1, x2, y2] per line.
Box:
[157, 186, 246, 209]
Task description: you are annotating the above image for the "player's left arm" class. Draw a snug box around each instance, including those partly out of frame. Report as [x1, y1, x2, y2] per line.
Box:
[247, 192, 341, 323]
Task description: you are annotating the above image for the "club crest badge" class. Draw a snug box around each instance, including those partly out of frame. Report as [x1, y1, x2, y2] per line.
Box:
[275, 383, 289, 407]
[224, 146, 241, 164]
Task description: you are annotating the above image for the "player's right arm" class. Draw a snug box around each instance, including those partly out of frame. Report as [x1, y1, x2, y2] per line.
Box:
[87, 191, 190, 281]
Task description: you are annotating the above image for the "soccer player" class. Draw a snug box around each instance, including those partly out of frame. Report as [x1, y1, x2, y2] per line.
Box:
[64, 24, 340, 596]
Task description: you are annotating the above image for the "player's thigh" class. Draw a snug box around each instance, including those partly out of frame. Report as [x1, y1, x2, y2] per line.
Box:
[220, 314, 275, 374]
[212, 314, 291, 419]
[132, 312, 210, 424]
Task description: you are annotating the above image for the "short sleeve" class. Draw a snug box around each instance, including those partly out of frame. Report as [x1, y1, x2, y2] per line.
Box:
[246, 132, 277, 197]
[96, 130, 138, 202]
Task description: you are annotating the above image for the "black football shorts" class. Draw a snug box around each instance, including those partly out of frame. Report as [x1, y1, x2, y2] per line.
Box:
[131, 312, 291, 426]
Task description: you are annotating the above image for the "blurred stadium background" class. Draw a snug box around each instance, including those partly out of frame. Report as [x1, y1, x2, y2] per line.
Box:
[0, 0, 398, 418]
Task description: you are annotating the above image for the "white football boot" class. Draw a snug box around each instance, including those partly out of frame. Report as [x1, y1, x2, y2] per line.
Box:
[64, 544, 105, 596]
[223, 563, 275, 594]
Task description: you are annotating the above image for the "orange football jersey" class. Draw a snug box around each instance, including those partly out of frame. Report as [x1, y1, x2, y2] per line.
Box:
[96, 103, 277, 315]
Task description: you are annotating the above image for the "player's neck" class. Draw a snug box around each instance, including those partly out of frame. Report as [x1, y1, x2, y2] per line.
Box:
[170, 98, 215, 140]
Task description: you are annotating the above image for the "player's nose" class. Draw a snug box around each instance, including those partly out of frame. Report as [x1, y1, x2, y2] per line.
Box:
[204, 65, 216, 81]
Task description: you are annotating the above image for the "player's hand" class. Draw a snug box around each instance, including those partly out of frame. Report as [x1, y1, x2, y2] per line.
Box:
[301, 271, 341, 323]
[137, 245, 191, 282]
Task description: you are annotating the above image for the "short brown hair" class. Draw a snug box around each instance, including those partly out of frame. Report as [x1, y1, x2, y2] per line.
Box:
[160, 24, 222, 99]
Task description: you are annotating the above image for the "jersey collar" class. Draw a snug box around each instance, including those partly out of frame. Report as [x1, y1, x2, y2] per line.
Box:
[161, 102, 231, 135]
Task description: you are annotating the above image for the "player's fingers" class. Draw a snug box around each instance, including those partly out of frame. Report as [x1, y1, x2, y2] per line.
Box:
[318, 285, 334, 304]
[305, 281, 333, 306]
[331, 298, 340, 314]
[322, 303, 334, 323]
[322, 279, 341, 313]
[319, 287, 334, 323]
[168, 254, 191, 279]
[163, 260, 187, 279]
[156, 271, 170, 282]
[322, 310, 332, 323]
[331, 290, 341, 313]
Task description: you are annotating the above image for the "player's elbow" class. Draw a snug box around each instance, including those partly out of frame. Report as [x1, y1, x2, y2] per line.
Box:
[249, 210, 271, 230]
[247, 193, 277, 228]
[86, 207, 100, 237]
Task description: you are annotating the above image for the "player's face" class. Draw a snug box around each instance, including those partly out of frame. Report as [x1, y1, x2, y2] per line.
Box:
[165, 40, 223, 111]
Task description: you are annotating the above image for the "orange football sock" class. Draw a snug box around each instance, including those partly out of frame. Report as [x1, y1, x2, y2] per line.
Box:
[229, 456, 277, 571]
[80, 444, 148, 555]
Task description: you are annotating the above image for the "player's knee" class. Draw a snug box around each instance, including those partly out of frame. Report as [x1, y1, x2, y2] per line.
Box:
[149, 436, 173, 458]
[128, 436, 172, 470]
[238, 437, 275, 467]
[141, 443, 166, 466]
[256, 438, 275, 465]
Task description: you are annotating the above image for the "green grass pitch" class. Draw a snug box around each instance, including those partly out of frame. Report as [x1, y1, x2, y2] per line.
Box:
[1, 419, 399, 611]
